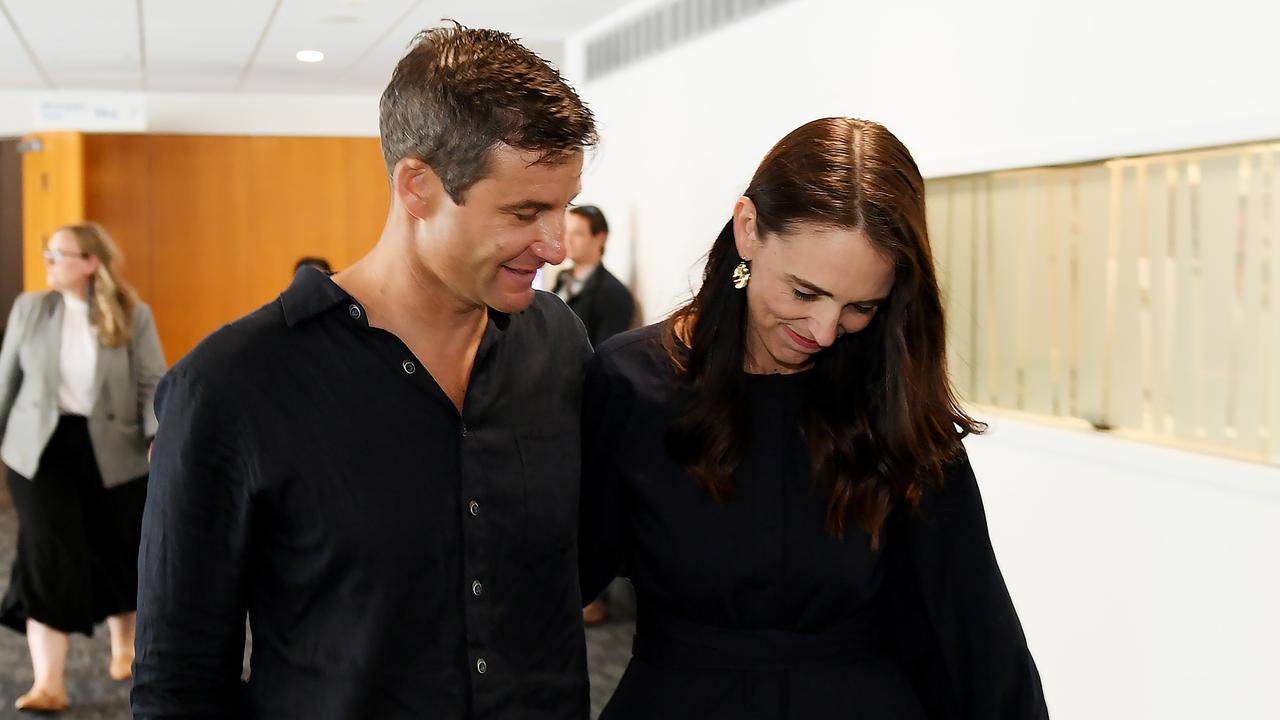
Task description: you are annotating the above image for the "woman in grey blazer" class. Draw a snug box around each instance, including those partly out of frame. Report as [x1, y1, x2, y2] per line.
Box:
[0, 222, 166, 712]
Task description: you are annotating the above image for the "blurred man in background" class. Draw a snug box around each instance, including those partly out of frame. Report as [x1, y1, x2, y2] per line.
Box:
[554, 205, 635, 348]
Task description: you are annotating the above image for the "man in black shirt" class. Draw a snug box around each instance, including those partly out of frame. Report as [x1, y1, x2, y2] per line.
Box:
[132, 25, 597, 719]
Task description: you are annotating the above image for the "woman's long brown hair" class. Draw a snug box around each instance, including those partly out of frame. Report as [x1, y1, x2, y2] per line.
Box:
[663, 118, 983, 546]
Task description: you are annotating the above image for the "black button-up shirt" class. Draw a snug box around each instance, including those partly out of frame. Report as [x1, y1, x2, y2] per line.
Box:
[133, 269, 592, 719]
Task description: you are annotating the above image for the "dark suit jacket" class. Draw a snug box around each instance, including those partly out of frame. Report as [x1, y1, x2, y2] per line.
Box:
[554, 265, 636, 347]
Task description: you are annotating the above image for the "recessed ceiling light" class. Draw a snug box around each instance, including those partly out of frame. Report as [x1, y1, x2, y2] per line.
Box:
[296, 50, 325, 63]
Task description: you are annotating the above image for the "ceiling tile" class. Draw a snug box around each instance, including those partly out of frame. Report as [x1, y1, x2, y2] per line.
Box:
[144, 0, 280, 91]
[6, 0, 140, 86]
[0, 2, 44, 87]
[0, 0, 639, 94]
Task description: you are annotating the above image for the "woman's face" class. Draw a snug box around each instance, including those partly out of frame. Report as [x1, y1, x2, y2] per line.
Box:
[733, 200, 895, 374]
[44, 230, 98, 293]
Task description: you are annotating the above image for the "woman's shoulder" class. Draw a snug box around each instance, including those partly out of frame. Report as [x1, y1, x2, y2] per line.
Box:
[587, 322, 681, 395]
[12, 290, 54, 311]
[6, 291, 54, 326]
[593, 323, 668, 369]
[584, 323, 684, 421]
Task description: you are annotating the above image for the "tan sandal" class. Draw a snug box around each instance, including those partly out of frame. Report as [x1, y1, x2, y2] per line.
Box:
[14, 686, 69, 712]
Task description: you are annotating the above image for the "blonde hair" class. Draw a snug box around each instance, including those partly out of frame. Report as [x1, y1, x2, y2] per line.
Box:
[54, 222, 138, 348]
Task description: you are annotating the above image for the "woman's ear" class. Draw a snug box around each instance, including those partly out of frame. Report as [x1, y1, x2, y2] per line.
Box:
[731, 196, 760, 261]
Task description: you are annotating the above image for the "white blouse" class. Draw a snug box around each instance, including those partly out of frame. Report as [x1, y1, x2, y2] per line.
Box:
[57, 292, 98, 416]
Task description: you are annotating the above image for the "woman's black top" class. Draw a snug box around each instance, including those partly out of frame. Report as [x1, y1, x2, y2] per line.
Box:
[579, 324, 1048, 719]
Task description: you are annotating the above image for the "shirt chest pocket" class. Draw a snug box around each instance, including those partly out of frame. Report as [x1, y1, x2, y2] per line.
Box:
[517, 432, 580, 556]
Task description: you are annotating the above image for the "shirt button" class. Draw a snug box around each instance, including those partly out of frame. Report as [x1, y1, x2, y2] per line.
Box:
[472, 580, 483, 597]
[476, 658, 488, 674]
[460, 423, 469, 438]
[402, 360, 416, 375]
[468, 500, 480, 516]
[348, 304, 362, 320]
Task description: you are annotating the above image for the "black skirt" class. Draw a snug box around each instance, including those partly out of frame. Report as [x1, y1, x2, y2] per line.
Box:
[1, 415, 148, 636]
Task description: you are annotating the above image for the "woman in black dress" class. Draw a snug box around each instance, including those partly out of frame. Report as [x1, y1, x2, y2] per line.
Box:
[580, 118, 1048, 719]
[0, 222, 166, 712]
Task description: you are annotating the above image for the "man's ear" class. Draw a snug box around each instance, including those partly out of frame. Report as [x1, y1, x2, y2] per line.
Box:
[392, 157, 444, 220]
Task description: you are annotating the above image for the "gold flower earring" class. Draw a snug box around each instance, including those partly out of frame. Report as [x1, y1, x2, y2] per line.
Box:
[732, 261, 751, 290]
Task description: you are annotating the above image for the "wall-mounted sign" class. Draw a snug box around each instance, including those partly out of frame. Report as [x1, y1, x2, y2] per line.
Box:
[32, 92, 147, 132]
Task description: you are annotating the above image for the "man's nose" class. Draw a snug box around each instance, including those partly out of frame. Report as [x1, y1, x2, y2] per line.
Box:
[531, 216, 567, 265]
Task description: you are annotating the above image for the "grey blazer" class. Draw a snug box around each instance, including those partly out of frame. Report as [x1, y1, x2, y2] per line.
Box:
[0, 291, 167, 487]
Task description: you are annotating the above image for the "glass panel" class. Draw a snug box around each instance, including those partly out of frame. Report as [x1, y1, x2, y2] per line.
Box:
[926, 142, 1280, 464]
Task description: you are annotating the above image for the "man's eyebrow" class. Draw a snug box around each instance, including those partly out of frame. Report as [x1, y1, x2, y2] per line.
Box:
[501, 187, 582, 214]
[498, 200, 556, 213]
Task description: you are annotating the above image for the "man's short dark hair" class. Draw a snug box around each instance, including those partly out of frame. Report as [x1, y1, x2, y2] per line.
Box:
[294, 254, 332, 271]
[568, 205, 608, 237]
[379, 24, 598, 204]
[295, 256, 332, 273]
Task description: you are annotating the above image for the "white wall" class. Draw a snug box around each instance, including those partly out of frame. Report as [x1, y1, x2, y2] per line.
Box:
[0, 90, 380, 138]
[565, 0, 1280, 323]
[566, 1, 1280, 718]
[966, 415, 1280, 720]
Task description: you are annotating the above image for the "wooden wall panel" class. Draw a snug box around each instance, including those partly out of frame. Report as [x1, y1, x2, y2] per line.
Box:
[0, 139, 23, 327]
[26, 133, 389, 364]
[241, 136, 351, 303]
[345, 139, 390, 264]
[142, 135, 387, 363]
[21, 132, 84, 292]
[83, 134, 153, 303]
[145, 135, 252, 365]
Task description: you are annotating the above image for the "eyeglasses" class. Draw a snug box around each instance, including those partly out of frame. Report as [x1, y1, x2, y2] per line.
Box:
[42, 248, 90, 264]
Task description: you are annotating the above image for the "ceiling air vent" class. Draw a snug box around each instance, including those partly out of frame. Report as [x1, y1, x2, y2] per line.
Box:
[584, 0, 794, 81]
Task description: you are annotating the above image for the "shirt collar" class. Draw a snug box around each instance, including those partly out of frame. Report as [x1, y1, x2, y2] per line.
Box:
[279, 265, 514, 335]
[280, 267, 349, 328]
